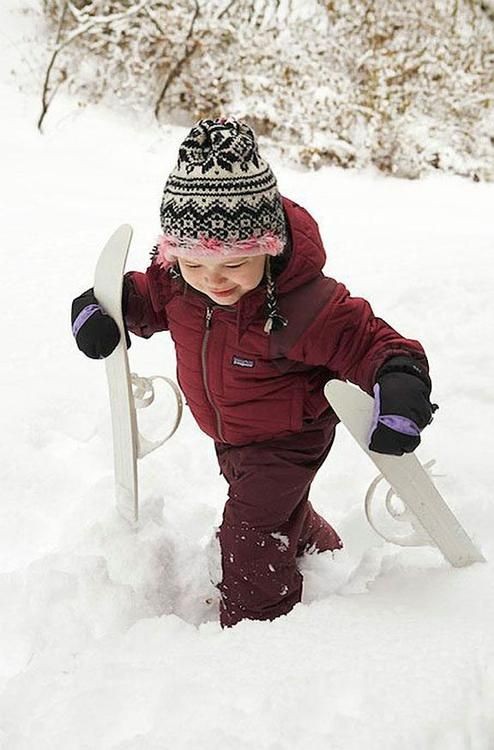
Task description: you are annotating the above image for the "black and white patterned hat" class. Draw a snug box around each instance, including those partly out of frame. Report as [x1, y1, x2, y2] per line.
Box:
[156, 117, 287, 266]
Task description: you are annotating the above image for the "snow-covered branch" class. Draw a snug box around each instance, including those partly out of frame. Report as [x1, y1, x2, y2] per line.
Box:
[39, 0, 494, 179]
[38, 0, 151, 130]
[154, 0, 201, 120]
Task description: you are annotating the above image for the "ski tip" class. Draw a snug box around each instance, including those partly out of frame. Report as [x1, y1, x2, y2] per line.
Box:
[113, 224, 133, 239]
[104, 224, 133, 244]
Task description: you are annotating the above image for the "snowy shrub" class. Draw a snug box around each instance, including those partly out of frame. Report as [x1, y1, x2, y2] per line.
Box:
[40, 0, 494, 180]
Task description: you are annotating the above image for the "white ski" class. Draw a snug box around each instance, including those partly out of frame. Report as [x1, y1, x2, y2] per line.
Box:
[94, 225, 183, 523]
[324, 380, 485, 567]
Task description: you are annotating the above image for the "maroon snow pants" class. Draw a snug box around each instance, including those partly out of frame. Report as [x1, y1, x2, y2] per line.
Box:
[214, 410, 342, 627]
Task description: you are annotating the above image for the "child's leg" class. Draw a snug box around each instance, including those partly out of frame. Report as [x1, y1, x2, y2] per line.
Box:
[296, 500, 343, 557]
[215, 413, 342, 627]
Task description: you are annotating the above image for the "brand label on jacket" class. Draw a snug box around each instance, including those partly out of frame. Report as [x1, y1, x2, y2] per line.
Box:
[232, 355, 255, 368]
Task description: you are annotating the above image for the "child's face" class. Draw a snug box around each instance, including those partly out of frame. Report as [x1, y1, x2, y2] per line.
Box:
[176, 254, 267, 305]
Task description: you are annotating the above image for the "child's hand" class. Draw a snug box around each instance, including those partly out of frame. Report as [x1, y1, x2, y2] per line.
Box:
[71, 288, 122, 359]
[368, 357, 437, 456]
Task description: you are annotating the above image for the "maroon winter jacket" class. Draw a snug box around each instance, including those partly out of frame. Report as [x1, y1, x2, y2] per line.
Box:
[125, 198, 427, 445]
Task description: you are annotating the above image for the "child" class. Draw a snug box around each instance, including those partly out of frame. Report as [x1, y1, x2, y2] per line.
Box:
[72, 117, 436, 627]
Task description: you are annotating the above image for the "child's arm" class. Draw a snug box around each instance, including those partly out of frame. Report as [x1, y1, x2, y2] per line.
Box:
[71, 262, 171, 359]
[285, 280, 435, 455]
[124, 262, 172, 339]
[286, 280, 428, 392]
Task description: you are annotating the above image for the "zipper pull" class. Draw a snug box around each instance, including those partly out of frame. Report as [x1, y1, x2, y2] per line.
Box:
[205, 306, 213, 329]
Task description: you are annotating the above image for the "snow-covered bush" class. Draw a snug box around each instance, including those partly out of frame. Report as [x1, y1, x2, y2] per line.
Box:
[40, 0, 494, 179]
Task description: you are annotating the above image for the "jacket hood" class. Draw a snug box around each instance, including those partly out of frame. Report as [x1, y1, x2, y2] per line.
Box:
[234, 197, 327, 336]
[276, 197, 327, 294]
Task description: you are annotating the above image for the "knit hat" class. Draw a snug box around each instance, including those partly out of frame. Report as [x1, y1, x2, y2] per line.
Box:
[156, 117, 287, 267]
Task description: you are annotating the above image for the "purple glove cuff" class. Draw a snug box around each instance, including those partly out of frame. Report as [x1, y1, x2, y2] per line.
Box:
[378, 414, 421, 435]
[72, 304, 102, 338]
[370, 383, 421, 439]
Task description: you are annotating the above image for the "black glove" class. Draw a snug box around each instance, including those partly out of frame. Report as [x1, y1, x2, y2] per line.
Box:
[368, 356, 438, 456]
[71, 288, 123, 359]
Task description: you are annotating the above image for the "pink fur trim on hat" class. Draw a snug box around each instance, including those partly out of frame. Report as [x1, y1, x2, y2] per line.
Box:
[155, 232, 284, 269]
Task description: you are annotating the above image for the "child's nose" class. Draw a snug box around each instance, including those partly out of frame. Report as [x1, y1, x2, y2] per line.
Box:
[206, 269, 226, 284]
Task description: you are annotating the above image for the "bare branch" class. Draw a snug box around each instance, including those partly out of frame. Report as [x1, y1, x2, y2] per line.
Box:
[38, 0, 69, 131]
[38, 0, 150, 131]
[154, 0, 201, 120]
[143, 5, 167, 36]
[217, 0, 238, 21]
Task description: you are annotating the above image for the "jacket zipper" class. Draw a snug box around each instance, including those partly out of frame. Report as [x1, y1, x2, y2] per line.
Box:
[201, 305, 226, 442]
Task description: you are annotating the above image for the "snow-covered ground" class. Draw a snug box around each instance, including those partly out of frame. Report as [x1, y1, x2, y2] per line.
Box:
[1, 4, 494, 749]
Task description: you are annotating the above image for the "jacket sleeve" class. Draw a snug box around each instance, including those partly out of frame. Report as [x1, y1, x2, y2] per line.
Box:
[286, 281, 428, 394]
[123, 262, 172, 339]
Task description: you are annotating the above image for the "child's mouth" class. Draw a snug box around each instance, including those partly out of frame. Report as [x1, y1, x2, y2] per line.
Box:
[209, 287, 236, 297]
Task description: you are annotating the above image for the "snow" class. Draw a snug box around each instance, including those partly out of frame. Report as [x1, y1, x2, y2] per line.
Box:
[1, 4, 494, 749]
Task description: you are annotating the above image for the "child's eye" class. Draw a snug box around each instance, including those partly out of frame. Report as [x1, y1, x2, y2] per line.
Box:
[225, 263, 245, 269]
